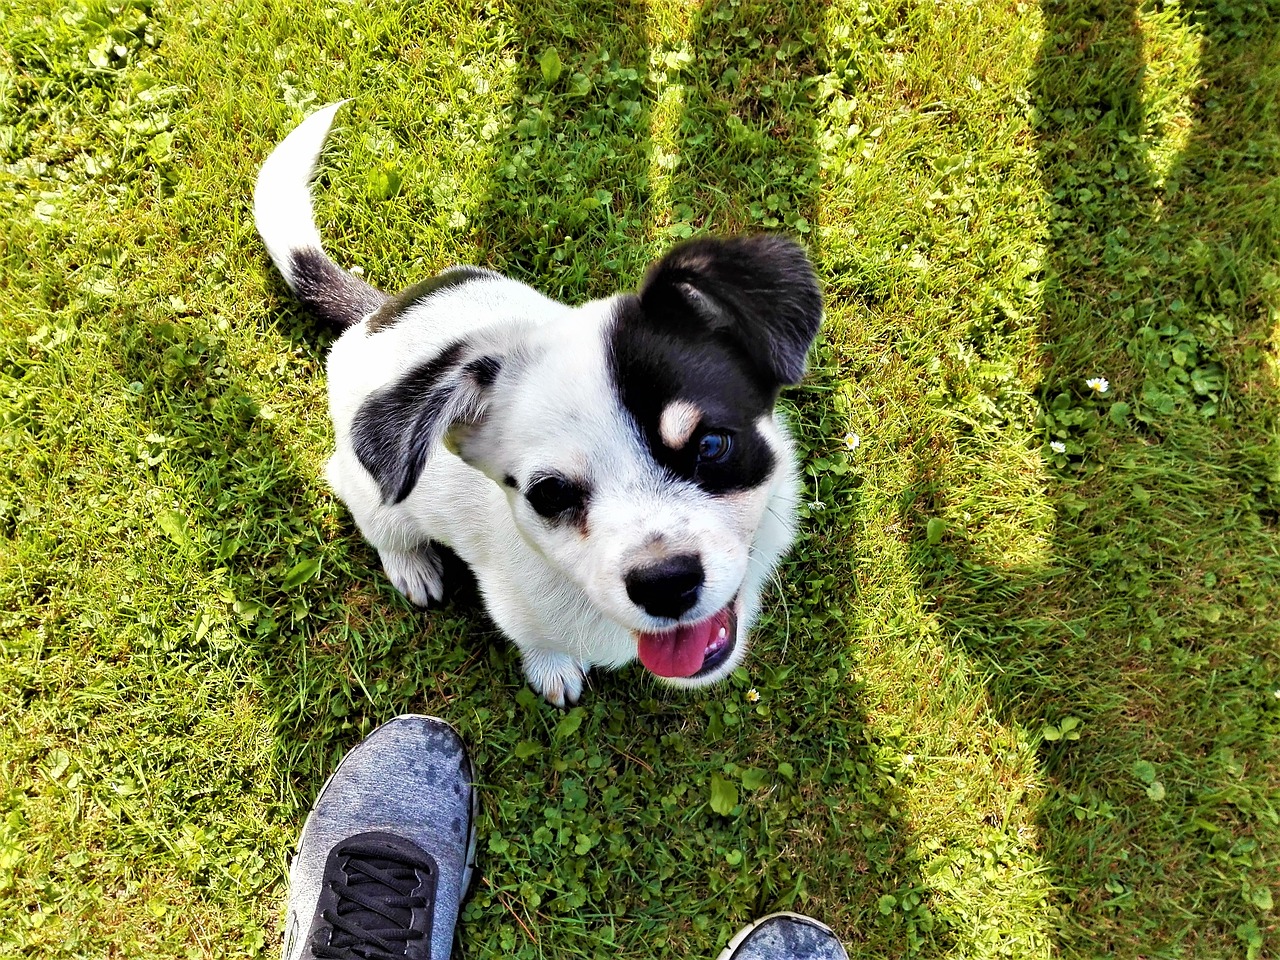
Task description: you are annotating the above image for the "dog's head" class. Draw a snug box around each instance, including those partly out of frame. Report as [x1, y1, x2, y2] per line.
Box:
[353, 235, 822, 685]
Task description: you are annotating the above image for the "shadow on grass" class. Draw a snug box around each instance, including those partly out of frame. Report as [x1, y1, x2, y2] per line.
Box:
[228, 0, 941, 956]
[113, 293, 484, 780]
[911, 0, 1280, 954]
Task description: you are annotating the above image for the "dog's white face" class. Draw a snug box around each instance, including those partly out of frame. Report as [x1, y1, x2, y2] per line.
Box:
[453, 316, 786, 684]
[348, 236, 822, 686]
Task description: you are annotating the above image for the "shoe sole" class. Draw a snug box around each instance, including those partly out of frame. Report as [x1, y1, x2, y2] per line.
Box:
[297, 713, 480, 904]
[715, 912, 841, 960]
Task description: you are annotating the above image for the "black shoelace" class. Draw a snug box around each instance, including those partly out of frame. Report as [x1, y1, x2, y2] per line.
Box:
[312, 837, 437, 960]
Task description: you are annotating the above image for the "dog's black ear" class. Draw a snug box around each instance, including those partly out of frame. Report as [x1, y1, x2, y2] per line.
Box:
[638, 235, 823, 387]
[351, 341, 505, 504]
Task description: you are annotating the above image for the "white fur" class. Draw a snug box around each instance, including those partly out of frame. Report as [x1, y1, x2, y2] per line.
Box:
[253, 101, 348, 286]
[256, 104, 804, 706]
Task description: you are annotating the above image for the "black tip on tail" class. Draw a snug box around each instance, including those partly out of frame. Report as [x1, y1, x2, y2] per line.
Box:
[287, 248, 388, 330]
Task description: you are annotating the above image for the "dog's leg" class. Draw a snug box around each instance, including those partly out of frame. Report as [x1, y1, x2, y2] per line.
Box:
[326, 455, 452, 608]
[520, 647, 587, 709]
[380, 543, 447, 607]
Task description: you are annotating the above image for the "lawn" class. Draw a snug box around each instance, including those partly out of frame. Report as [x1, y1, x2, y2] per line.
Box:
[1, 0, 1278, 957]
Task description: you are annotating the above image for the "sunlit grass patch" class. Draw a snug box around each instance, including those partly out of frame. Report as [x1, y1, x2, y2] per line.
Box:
[2, 0, 1278, 957]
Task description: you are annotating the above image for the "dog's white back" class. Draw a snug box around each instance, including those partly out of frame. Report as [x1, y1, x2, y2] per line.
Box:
[255, 103, 822, 706]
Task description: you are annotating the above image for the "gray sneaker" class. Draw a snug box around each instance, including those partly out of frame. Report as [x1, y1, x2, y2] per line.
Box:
[717, 913, 849, 960]
[282, 715, 478, 960]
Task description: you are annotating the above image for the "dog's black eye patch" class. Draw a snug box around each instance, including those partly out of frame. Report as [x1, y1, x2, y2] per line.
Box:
[526, 475, 588, 520]
[607, 236, 821, 495]
[608, 300, 777, 494]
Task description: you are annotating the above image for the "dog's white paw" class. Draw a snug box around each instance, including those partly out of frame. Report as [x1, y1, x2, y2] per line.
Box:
[521, 648, 587, 708]
[380, 544, 445, 607]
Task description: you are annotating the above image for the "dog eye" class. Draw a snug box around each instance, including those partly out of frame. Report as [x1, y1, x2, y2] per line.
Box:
[696, 431, 733, 464]
[526, 476, 587, 518]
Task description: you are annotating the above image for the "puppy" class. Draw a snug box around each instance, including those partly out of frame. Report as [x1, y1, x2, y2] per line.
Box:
[254, 102, 822, 706]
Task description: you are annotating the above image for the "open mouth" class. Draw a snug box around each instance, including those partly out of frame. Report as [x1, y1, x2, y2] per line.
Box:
[634, 598, 739, 679]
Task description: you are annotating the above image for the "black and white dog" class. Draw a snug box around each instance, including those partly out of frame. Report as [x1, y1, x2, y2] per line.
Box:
[254, 103, 822, 706]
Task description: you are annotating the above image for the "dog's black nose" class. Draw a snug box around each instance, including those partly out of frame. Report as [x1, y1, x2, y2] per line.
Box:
[625, 554, 704, 619]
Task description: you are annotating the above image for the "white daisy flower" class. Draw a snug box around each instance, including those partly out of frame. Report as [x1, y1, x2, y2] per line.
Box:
[1050, 441, 1067, 454]
[746, 688, 760, 703]
[1086, 377, 1110, 395]
[844, 432, 861, 452]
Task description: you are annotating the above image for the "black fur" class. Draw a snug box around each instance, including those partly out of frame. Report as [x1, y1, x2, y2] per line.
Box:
[464, 355, 502, 387]
[351, 342, 468, 504]
[366, 267, 497, 333]
[638, 234, 822, 387]
[525, 474, 590, 523]
[430, 541, 481, 611]
[625, 554, 704, 619]
[287, 248, 388, 330]
[608, 235, 822, 494]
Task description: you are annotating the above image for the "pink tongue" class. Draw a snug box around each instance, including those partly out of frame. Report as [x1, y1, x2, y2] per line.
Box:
[637, 616, 722, 679]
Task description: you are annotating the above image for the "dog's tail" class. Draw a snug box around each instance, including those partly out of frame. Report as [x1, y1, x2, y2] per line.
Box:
[254, 101, 387, 330]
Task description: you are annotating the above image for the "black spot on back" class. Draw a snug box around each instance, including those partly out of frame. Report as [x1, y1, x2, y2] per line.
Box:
[366, 266, 497, 333]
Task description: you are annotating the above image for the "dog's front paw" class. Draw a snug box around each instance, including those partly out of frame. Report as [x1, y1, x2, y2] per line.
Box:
[380, 544, 446, 607]
[521, 648, 587, 709]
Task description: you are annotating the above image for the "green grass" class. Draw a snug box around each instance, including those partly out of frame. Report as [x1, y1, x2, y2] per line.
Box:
[1, 0, 1278, 957]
